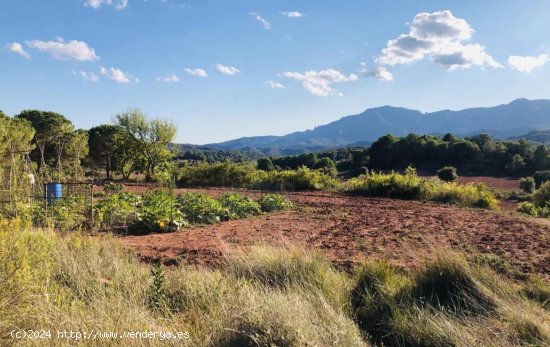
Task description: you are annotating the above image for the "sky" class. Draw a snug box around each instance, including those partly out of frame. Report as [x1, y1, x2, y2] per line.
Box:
[1, 0, 550, 144]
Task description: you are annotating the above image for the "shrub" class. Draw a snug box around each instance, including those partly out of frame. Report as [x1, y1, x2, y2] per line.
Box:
[345, 167, 423, 200]
[344, 167, 499, 209]
[258, 194, 292, 212]
[437, 166, 458, 182]
[533, 181, 550, 207]
[219, 193, 261, 219]
[519, 177, 535, 194]
[313, 157, 338, 178]
[136, 190, 185, 231]
[178, 192, 226, 224]
[95, 192, 140, 228]
[533, 170, 550, 188]
[517, 202, 538, 217]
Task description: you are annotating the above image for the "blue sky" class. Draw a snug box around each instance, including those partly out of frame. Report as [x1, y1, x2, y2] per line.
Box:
[1, 0, 550, 144]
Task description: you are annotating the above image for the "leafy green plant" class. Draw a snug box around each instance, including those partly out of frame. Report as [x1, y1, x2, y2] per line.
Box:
[148, 260, 166, 310]
[178, 192, 226, 224]
[517, 202, 539, 217]
[258, 194, 292, 212]
[95, 192, 140, 228]
[219, 193, 261, 219]
[136, 190, 185, 231]
[103, 182, 124, 195]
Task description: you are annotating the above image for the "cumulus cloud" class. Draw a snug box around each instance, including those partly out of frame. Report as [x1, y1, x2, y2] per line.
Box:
[26, 37, 99, 61]
[281, 11, 303, 18]
[156, 74, 180, 82]
[6, 42, 31, 59]
[508, 54, 549, 73]
[282, 69, 357, 96]
[216, 64, 241, 76]
[72, 70, 99, 82]
[264, 80, 285, 89]
[100, 66, 138, 83]
[249, 12, 271, 29]
[184, 68, 208, 77]
[84, 0, 128, 10]
[377, 10, 501, 70]
[359, 63, 394, 81]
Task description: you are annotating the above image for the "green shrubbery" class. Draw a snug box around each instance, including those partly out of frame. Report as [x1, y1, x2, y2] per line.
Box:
[437, 166, 458, 182]
[219, 193, 262, 219]
[178, 162, 339, 191]
[94, 189, 292, 232]
[519, 177, 536, 194]
[344, 167, 499, 209]
[258, 193, 294, 212]
[517, 181, 550, 217]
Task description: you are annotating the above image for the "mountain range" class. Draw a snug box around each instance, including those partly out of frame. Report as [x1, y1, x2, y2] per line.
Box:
[205, 98, 550, 154]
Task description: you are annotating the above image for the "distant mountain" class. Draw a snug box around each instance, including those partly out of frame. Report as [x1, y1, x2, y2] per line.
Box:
[509, 129, 550, 145]
[206, 98, 550, 151]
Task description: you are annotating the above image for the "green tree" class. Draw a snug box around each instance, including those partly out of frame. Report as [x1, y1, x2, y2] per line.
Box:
[15, 110, 73, 172]
[114, 108, 177, 179]
[0, 117, 36, 191]
[257, 157, 275, 171]
[88, 125, 124, 179]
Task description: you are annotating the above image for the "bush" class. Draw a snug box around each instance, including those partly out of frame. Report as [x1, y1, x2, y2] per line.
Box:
[345, 167, 423, 200]
[178, 192, 226, 224]
[136, 190, 185, 231]
[345, 167, 499, 209]
[103, 182, 124, 195]
[519, 177, 535, 194]
[258, 194, 292, 212]
[533, 170, 550, 188]
[95, 192, 140, 228]
[313, 157, 338, 178]
[219, 193, 261, 219]
[437, 166, 458, 182]
[533, 181, 550, 207]
[517, 202, 538, 217]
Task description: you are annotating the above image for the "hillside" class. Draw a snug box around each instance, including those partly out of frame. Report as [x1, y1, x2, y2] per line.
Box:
[207, 98, 550, 151]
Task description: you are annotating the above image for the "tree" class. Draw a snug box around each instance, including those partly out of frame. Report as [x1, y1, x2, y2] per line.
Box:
[257, 157, 275, 171]
[114, 108, 177, 179]
[88, 125, 124, 179]
[0, 116, 35, 191]
[15, 110, 74, 172]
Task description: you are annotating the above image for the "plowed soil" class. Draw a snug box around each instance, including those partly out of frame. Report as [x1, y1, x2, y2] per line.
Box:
[120, 189, 550, 278]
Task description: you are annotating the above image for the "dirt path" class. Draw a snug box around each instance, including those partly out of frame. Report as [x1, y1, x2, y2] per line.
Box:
[120, 190, 549, 277]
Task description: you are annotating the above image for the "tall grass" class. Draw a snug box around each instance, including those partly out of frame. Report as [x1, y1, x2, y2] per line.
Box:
[1, 221, 549, 346]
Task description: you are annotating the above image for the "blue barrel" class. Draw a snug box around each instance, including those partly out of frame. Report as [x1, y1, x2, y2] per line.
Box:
[45, 182, 63, 204]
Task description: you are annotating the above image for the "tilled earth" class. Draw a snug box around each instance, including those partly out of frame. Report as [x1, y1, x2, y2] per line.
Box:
[120, 189, 549, 278]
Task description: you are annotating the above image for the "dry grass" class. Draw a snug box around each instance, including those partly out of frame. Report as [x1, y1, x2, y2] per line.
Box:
[1, 219, 549, 346]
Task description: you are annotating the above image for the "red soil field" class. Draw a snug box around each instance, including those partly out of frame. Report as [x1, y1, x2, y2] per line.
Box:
[120, 189, 550, 278]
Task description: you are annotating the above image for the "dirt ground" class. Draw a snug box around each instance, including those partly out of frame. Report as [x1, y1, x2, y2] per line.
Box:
[120, 188, 549, 278]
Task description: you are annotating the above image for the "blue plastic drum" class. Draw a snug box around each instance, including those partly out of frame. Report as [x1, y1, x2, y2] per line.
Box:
[45, 182, 63, 204]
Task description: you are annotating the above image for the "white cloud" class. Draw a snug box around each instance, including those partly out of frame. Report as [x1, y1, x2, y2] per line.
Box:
[264, 80, 285, 89]
[249, 12, 271, 29]
[359, 63, 394, 81]
[377, 10, 501, 70]
[184, 68, 208, 77]
[100, 66, 138, 83]
[156, 74, 180, 82]
[72, 70, 99, 82]
[216, 64, 241, 76]
[6, 42, 31, 59]
[282, 69, 357, 96]
[26, 37, 99, 61]
[84, 0, 128, 10]
[508, 54, 549, 73]
[281, 11, 303, 18]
